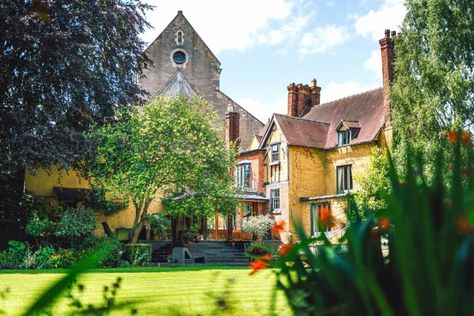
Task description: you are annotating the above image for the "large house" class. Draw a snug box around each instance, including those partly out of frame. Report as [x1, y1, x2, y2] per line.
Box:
[225, 30, 395, 242]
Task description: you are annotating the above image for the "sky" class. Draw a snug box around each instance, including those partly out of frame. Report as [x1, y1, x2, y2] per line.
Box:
[141, 0, 406, 123]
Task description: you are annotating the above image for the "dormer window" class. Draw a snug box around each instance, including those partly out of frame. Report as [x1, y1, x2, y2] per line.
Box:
[270, 144, 280, 162]
[338, 129, 352, 146]
[336, 120, 360, 147]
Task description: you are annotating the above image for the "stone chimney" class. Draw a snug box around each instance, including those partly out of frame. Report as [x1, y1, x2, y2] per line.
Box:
[379, 29, 395, 95]
[287, 79, 321, 117]
[225, 103, 240, 147]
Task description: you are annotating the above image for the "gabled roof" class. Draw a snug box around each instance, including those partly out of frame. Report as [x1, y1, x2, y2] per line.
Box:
[257, 88, 385, 150]
[144, 11, 221, 66]
[303, 88, 385, 148]
[259, 114, 330, 149]
[156, 71, 196, 97]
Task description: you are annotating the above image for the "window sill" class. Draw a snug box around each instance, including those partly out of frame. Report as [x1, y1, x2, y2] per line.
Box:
[269, 161, 280, 166]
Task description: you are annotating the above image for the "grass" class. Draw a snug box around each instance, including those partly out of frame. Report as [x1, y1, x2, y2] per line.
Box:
[0, 266, 289, 315]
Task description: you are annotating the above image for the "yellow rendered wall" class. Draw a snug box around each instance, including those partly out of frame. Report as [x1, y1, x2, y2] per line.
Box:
[288, 146, 327, 236]
[25, 166, 91, 197]
[25, 166, 164, 236]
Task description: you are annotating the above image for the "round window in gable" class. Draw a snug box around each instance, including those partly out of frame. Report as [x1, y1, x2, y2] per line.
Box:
[172, 51, 186, 65]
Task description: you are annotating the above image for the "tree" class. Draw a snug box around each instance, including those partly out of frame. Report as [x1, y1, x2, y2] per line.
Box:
[352, 147, 391, 218]
[390, 0, 473, 170]
[0, 0, 151, 175]
[85, 96, 237, 243]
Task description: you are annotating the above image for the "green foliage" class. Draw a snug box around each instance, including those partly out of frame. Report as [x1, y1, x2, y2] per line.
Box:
[87, 189, 128, 216]
[352, 147, 391, 217]
[123, 244, 152, 266]
[24, 240, 118, 315]
[25, 211, 55, 238]
[0, 241, 29, 269]
[86, 96, 237, 242]
[55, 208, 97, 241]
[145, 213, 171, 238]
[0, 0, 152, 174]
[390, 0, 474, 170]
[269, 140, 474, 315]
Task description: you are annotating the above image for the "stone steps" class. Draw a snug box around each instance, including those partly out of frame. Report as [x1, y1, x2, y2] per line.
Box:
[151, 240, 250, 265]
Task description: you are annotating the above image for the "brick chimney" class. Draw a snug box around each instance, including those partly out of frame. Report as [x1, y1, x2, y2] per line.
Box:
[287, 79, 321, 117]
[379, 29, 395, 94]
[225, 103, 240, 147]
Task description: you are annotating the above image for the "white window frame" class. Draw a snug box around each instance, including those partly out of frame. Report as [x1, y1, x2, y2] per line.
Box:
[270, 143, 280, 163]
[336, 165, 353, 194]
[270, 189, 280, 212]
[337, 129, 352, 146]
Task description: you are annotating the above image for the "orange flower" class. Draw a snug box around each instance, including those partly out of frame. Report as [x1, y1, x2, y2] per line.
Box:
[461, 131, 472, 146]
[447, 130, 458, 144]
[261, 253, 272, 261]
[457, 216, 474, 234]
[272, 220, 285, 233]
[378, 217, 390, 232]
[249, 258, 269, 275]
[319, 206, 334, 229]
[278, 243, 293, 256]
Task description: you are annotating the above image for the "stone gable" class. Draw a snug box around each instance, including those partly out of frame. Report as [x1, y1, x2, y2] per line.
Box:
[139, 11, 263, 149]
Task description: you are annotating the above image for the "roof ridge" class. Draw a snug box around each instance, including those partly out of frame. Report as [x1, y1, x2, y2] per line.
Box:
[317, 87, 382, 107]
[274, 113, 330, 125]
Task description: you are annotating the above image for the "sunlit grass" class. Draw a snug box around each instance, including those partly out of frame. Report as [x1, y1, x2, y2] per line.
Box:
[0, 266, 289, 315]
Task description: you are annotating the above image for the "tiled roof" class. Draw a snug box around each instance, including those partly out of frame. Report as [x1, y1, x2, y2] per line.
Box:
[259, 88, 385, 150]
[303, 88, 385, 148]
[274, 114, 330, 149]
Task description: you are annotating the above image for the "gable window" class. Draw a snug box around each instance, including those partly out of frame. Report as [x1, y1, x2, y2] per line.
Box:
[336, 165, 353, 194]
[175, 30, 184, 46]
[337, 129, 352, 146]
[270, 189, 280, 212]
[270, 144, 280, 162]
[172, 51, 186, 64]
[236, 163, 250, 189]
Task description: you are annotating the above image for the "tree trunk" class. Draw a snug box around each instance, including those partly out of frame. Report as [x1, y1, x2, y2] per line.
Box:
[131, 221, 145, 243]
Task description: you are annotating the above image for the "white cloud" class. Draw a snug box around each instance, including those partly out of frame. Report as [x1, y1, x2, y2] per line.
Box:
[354, 0, 406, 40]
[321, 80, 379, 103]
[142, 0, 295, 53]
[364, 49, 382, 81]
[236, 97, 286, 122]
[299, 25, 350, 56]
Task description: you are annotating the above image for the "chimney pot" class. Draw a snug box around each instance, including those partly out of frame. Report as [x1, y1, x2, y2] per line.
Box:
[391, 30, 397, 37]
[384, 29, 390, 37]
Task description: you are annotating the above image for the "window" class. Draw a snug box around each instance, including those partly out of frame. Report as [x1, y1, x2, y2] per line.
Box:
[172, 51, 186, 64]
[175, 30, 184, 45]
[336, 165, 353, 193]
[337, 129, 352, 146]
[236, 163, 250, 188]
[270, 144, 280, 162]
[243, 203, 252, 217]
[310, 203, 332, 236]
[270, 189, 280, 212]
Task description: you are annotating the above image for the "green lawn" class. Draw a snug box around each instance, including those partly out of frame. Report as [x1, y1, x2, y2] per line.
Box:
[0, 266, 290, 315]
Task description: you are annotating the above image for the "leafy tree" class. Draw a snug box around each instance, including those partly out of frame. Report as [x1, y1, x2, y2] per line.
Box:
[85, 96, 237, 243]
[0, 0, 151, 221]
[390, 0, 473, 170]
[352, 147, 391, 218]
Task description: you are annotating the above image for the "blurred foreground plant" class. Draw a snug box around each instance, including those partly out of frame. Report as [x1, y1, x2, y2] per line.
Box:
[253, 134, 473, 315]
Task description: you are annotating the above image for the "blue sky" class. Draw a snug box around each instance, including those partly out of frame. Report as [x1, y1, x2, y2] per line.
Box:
[142, 0, 406, 122]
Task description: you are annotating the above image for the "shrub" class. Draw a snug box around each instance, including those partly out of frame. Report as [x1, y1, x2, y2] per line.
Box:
[25, 212, 55, 239]
[34, 245, 57, 269]
[55, 208, 96, 245]
[0, 241, 30, 269]
[241, 214, 275, 242]
[145, 213, 171, 238]
[124, 244, 151, 266]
